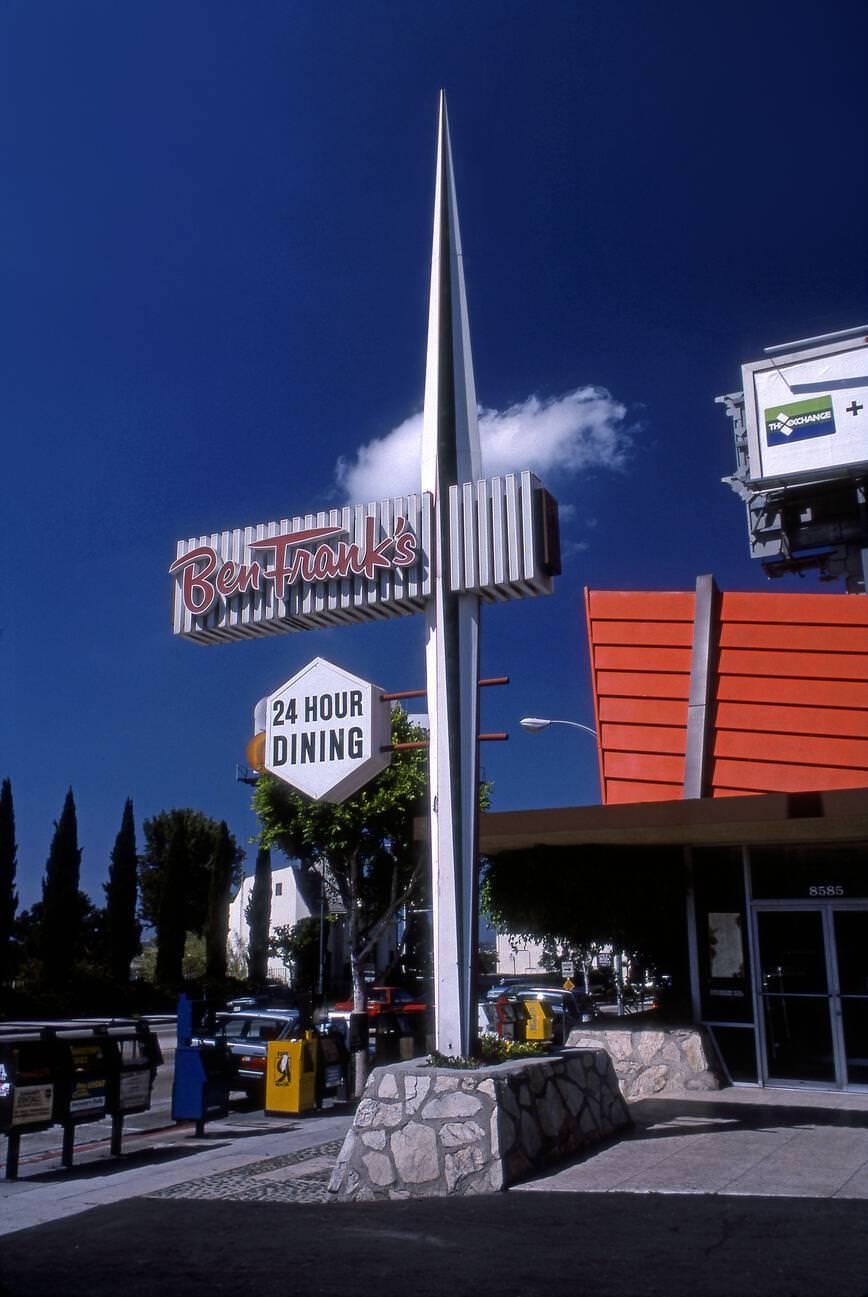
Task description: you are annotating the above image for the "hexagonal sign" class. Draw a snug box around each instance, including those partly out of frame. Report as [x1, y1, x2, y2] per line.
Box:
[264, 657, 391, 803]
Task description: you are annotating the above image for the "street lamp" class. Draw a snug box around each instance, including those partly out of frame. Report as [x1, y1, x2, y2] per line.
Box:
[519, 716, 597, 740]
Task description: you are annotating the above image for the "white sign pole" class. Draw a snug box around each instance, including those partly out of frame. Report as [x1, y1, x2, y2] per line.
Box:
[422, 93, 482, 1058]
[168, 96, 562, 1055]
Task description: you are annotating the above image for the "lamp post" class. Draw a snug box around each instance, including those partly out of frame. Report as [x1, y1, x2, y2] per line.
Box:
[519, 717, 597, 740]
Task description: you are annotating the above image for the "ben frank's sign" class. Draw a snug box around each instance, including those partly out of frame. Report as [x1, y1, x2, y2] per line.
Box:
[170, 472, 559, 645]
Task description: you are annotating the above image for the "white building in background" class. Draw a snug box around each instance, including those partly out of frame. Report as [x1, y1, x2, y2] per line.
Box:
[227, 859, 398, 991]
[495, 932, 547, 977]
[227, 861, 315, 984]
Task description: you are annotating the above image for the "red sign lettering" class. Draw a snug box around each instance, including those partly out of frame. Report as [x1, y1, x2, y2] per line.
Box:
[170, 519, 418, 617]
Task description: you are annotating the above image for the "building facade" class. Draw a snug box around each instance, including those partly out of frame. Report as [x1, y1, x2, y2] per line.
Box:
[481, 581, 868, 1093]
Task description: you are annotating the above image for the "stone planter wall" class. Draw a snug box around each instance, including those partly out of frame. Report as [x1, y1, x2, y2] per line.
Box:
[565, 1025, 722, 1099]
[328, 1049, 630, 1201]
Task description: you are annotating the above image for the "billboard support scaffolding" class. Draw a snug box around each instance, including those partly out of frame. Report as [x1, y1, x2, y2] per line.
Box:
[719, 329, 868, 593]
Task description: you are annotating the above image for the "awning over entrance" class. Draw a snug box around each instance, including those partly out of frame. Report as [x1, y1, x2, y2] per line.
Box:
[479, 786, 868, 854]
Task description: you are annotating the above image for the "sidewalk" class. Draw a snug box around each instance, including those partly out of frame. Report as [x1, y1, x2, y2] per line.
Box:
[0, 1109, 355, 1237]
[517, 1084, 868, 1199]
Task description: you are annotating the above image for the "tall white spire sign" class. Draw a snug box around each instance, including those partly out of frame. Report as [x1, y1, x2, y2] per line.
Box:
[421, 94, 483, 1057]
[169, 94, 561, 1056]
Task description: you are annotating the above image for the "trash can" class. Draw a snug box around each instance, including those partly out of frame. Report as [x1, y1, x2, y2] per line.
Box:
[265, 1036, 318, 1115]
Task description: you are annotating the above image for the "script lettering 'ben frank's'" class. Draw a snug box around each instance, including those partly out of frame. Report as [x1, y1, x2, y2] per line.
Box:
[170, 515, 418, 617]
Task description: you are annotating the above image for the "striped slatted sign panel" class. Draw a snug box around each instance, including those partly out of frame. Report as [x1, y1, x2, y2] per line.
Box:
[585, 589, 695, 804]
[172, 495, 433, 644]
[586, 587, 868, 805]
[710, 592, 868, 796]
[172, 471, 559, 644]
[448, 471, 556, 601]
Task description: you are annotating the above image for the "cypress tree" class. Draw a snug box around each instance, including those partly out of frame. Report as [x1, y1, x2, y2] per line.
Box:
[41, 789, 82, 988]
[0, 778, 18, 987]
[104, 799, 141, 983]
[205, 821, 236, 984]
[246, 846, 272, 991]
[154, 814, 187, 991]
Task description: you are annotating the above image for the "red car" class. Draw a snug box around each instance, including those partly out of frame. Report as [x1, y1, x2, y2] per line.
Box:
[334, 986, 427, 1018]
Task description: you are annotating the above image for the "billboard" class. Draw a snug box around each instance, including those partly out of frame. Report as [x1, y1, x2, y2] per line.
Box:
[741, 334, 868, 485]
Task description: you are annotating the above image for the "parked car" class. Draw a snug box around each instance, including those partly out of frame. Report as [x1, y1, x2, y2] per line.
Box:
[192, 1009, 302, 1098]
[484, 984, 597, 1044]
[225, 986, 301, 1013]
[331, 986, 429, 1046]
[333, 986, 428, 1018]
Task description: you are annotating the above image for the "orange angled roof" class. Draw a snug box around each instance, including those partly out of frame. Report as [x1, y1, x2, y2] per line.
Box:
[585, 587, 868, 805]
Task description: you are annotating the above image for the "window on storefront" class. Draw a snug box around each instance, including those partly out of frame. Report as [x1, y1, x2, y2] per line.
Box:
[693, 846, 757, 1083]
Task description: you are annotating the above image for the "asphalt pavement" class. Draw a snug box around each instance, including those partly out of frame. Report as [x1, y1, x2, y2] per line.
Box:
[2, 1188, 868, 1297]
[2, 1071, 868, 1297]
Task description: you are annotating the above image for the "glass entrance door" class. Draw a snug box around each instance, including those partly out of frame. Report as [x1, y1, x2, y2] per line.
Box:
[755, 906, 868, 1089]
[833, 911, 868, 1087]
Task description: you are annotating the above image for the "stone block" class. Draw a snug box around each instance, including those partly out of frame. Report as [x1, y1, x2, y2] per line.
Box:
[636, 1032, 666, 1064]
[684, 1034, 709, 1073]
[404, 1074, 430, 1113]
[631, 1063, 669, 1097]
[363, 1150, 395, 1186]
[440, 1119, 486, 1147]
[421, 1091, 483, 1119]
[329, 1053, 631, 1201]
[444, 1144, 486, 1192]
[372, 1102, 404, 1128]
[391, 1122, 439, 1184]
[378, 1072, 399, 1099]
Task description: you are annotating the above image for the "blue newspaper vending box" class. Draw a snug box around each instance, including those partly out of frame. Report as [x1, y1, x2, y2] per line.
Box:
[171, 995, 230, 1132]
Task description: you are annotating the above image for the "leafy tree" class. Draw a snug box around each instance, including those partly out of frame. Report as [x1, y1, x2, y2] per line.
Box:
[205, 821, 236, 984]
[0, 778, 18, 987]
[104, 798, 140, 983]
[245, 846, 272, 990]
[253, 707, 428, 1092]
[481, 844, 690, 1008]
[268, 917, 323, 993]
[40, 789, 83, 988]
[141, 809, 244, 992]
[154, 814, 188, 990]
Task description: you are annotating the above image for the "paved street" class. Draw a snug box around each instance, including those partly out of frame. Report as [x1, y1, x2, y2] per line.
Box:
[3, 1079, 868, 1296]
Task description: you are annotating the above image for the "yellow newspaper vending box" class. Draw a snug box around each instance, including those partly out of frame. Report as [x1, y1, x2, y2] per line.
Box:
[523, 998, 554, 1042]
[265, 1036, 318, 1115]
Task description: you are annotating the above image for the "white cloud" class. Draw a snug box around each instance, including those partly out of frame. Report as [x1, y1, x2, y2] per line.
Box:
[335, 386, 631, 502]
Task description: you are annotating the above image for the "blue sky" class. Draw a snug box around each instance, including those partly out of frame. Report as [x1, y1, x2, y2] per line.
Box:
[3, 0, 867, 908]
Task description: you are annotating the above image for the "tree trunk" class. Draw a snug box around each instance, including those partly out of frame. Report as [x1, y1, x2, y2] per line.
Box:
[347, 849, 369, 1098]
